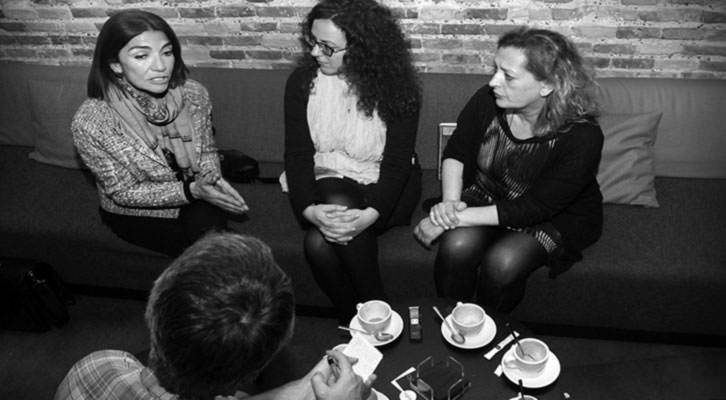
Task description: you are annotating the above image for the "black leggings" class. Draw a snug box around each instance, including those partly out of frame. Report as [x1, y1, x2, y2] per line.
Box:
[304, 178, 387, 324]
[100, 200, 228, 257]
[435, 226, 548, 313]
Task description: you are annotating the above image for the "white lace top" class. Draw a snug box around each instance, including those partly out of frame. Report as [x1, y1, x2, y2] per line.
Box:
[307, 71, 386, 184]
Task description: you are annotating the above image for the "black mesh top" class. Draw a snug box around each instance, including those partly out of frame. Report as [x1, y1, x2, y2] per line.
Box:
[443, 85, 604, 253]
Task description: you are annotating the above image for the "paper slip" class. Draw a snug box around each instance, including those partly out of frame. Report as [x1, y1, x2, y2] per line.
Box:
[341, 334, 383, 381]
[484, 331, 519, 360]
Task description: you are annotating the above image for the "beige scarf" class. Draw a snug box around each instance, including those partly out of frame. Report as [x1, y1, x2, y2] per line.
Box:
[108, 79, 199, 176]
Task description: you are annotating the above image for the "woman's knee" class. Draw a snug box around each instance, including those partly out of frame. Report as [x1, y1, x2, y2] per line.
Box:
[437, 228, 487, 265]
[315, 177, 365, 208]
[303, 229, 329, 256]
[480, 238, 546, 287]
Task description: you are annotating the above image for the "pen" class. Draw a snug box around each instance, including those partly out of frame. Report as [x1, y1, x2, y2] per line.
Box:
[326, 354, 342, 379]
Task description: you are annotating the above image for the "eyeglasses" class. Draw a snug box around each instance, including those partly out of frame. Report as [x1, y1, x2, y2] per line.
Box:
[304, 36, 346, 57]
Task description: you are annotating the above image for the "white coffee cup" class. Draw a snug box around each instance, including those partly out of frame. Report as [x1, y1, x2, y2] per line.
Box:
[503, 338, 550, 378]
[450, 301, 486, 336]
[356, 300, 392, 333]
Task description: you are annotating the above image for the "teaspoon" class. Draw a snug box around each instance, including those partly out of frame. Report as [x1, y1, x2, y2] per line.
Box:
[506, 322, 536, 361]
[432, 306, 465, 345]
[338, 325, 394, 342]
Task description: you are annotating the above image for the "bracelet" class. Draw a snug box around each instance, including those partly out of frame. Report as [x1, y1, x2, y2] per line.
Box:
[183, 180, 195, 202]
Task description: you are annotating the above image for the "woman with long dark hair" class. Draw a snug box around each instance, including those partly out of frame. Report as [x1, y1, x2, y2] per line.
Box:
[72, 10, 246, 257]
[283, 0, 422, 323]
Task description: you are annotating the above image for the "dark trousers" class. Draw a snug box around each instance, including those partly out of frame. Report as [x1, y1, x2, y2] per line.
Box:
[100, 201, 228, 257]
[434, 226, 548, 313]
[304, 177, 415, 324]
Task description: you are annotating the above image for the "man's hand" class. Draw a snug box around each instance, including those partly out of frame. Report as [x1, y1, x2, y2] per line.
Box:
[311, 350, 375, 400]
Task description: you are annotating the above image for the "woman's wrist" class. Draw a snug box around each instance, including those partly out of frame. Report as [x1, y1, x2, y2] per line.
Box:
[302, 204, 317, 223]
[184, 181, 198, 201]
[182, 181, 195, 203]
[363, 207, 380, 221]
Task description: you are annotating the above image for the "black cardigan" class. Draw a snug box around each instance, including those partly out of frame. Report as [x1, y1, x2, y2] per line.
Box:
[283, 67, 419, 230]
[443, 85, 604, 252]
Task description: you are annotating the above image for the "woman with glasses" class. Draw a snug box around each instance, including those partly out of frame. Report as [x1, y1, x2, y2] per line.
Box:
[283, 0, 422, 323]
[71, 10, 247, 257]
[414, 27, 603, 313]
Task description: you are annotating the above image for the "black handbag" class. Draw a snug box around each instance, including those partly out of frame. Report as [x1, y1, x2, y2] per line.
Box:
[0, 258, 74, 332]
[219, 149, 260, 183]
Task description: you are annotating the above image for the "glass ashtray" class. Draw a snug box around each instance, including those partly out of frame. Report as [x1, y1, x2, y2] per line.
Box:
[407, 356, 471, 400]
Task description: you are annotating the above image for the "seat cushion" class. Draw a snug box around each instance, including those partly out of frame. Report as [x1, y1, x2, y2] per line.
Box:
[515, 177, 726, 335]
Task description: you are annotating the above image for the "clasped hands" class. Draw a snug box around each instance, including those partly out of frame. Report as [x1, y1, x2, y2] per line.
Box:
[191, 170, 248, 214]
[414, 200, 467, 248]
[304, 204, 378, 245]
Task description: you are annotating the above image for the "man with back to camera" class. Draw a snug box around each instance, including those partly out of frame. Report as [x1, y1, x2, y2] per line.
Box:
[54, 232, 375, 400]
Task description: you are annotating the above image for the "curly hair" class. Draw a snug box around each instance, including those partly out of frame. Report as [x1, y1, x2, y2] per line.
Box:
[498, 27, 599, 136]
[298, 0, 421, 122]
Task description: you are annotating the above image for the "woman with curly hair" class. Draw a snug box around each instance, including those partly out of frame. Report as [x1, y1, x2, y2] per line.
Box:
[414, 27, 603, 313]
[283, 0, 421, 323]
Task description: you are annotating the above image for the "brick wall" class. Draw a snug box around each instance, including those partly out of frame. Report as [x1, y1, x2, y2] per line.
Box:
[1, 0, 724, 79]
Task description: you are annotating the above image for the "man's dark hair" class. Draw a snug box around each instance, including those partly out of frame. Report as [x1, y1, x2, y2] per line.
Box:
[145, 232, 295, 400]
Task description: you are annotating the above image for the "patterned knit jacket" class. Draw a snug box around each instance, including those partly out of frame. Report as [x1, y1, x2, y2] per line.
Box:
[71, 79, 220, 219]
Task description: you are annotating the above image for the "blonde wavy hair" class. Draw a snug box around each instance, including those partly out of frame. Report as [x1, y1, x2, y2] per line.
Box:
[498, 27, 600, 136]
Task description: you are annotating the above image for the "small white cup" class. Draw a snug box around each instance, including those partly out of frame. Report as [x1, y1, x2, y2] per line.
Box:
[356, 300, 392, 333]
[451, 302, 486, 336]
[503, 338, 550, 378]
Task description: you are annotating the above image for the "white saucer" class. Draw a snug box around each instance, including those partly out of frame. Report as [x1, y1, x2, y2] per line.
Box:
[500, 346, 561, 389]
[348, 310, 403, 346]
[440, 314, 496, 349]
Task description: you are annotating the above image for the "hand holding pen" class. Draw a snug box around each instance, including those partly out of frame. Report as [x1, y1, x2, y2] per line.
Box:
[314, 349, 376, 400]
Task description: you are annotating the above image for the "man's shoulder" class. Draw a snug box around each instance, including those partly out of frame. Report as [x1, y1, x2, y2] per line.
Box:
[75, 349, 142, 369]
[54, 350, 170, 400]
